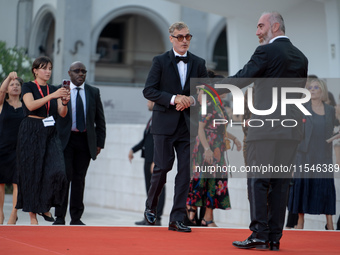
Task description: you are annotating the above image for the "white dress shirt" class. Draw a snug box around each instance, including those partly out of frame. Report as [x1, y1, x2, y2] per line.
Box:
[70, 82, 86, 131]
[170, 49, 188, 105]
[269, 35, 289, 44]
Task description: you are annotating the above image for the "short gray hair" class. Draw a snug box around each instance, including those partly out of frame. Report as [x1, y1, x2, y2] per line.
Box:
[169, 22, 189, 34]
[262, 11, 285, 34]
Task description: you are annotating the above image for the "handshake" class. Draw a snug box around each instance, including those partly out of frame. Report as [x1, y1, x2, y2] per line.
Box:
[174, 94, 195, 111]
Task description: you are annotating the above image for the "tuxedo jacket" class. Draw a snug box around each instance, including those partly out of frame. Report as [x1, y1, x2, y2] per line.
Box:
[222, 38, 308, 142]
[298, 102, 335, 159]
[132, 119, 154, 163]
[57, 83, 106, 160]
[143, 50, 207, 137]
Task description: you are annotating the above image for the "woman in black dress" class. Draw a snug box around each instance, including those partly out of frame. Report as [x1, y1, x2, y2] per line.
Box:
[0, 72, 24, 225]
[16, 56, 70, 224]
[288, 78, 336, 230]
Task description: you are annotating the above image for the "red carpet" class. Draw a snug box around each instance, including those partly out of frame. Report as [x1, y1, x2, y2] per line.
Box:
[0, 226, 339, 254]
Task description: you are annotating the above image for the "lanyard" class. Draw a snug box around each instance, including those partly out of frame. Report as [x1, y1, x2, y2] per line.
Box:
[34, 80, 50, 116]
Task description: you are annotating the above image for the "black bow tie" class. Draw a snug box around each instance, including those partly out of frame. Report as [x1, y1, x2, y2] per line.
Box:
[175, 56, 188, 64]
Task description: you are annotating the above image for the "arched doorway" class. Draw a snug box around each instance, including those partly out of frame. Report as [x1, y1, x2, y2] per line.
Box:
[28, 5, 56, 60]
[94, 14, 165, 85]
[213, 26, 228, 76]
[40, 16, 55, 58]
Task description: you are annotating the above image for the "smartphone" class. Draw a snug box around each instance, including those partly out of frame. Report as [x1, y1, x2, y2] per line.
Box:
[62, 79, 70, 90]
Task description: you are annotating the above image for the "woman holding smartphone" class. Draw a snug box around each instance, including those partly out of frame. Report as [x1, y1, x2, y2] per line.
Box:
[0, 72, 24, 225]
[16, 56, 70, 225]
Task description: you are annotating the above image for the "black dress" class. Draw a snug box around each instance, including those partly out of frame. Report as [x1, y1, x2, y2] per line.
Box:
[16, 81, 67, 213]
[288, 113, 336, 215]
[0, 101, 24, 184]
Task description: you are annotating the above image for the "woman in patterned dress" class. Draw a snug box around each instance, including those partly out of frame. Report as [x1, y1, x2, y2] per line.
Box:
[187, 79, 242, 226]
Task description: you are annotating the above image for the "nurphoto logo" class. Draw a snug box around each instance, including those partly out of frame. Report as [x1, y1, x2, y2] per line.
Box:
[200, 83, 311, 128]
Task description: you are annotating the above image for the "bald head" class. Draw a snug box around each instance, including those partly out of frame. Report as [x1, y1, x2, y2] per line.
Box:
[262, 11, 285, 34]
[256, 11, 285, 45]
[68, 61, 87, 86]
[70, 61, 85, 70]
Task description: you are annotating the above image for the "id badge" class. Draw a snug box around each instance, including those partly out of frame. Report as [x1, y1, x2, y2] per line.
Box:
[42, 116, 55, 127]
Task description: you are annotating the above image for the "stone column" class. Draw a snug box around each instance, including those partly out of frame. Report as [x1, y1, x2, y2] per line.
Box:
[53, 0, 92, 84]
[324, 0, 340, 77]
[16, 0, 33, 49]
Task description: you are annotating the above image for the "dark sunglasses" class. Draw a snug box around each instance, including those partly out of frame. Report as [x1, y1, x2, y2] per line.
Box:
[307, 85, 320, 90]
[70, 69, 87, 74]
[171, 34, 193, 42]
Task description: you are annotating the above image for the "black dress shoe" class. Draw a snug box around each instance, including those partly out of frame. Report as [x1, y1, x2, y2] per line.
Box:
[270, 241, 280, 251]
[154, 219, 161, 226]
[144, 208, 157, 225]
[232, 238, 269, 249]
[168, 221, 191, 232]
[52, 217, 66, 225]
[70, 220, 85, 225]
[135, 219, 147, 225]
[135, 218, 161, 226]
[38, 213, 55, 222]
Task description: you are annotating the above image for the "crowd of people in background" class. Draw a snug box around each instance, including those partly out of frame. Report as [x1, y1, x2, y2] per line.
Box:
[0, 56, 106, 226]
[0, 13, 339, 250]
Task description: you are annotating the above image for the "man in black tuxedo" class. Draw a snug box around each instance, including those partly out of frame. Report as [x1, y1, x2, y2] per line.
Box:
[143, 22, 207, 232]
[128, 100, 165, 226]
[54, 61, 106, 225]
[218, 12, 308, 250]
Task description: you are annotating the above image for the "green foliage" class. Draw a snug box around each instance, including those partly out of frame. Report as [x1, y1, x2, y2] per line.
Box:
[0, 41, 33, 82]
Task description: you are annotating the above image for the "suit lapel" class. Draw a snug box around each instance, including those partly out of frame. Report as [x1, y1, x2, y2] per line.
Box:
[84, 84, 90, 119]
[184, 51, 192, 89]
[169, 50, 183, 92]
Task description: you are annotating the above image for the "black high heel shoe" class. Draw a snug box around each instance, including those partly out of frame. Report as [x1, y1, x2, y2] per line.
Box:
[38, 213, 55, 222]
[7, 216, 18, 225]
[325, 224, 334, 230]
[185, 207, 197, 226]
